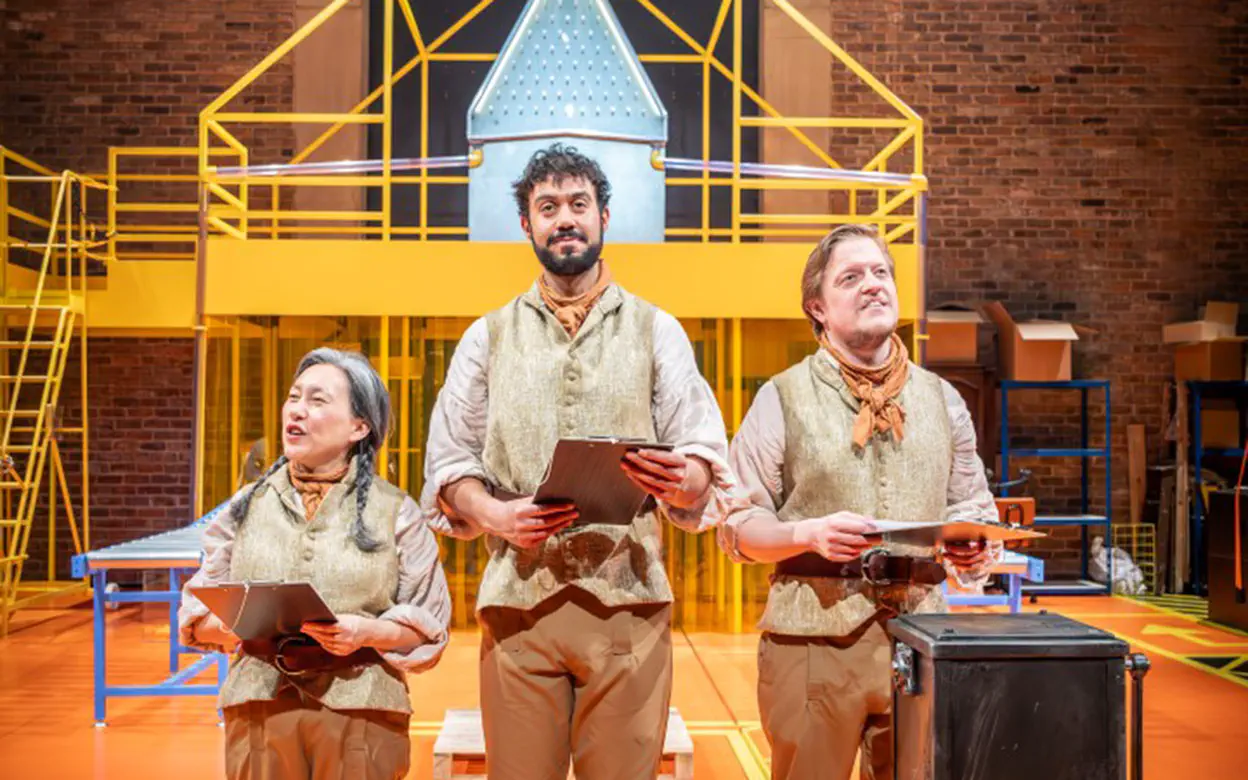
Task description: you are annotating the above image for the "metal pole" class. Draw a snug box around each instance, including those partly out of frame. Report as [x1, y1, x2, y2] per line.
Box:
[1192, 383, 1205, 593]
[190, 189, 209, 519]
[1125, 653, 1150, 780]
[168, 569, 180, 674]
[1105, 381, 1114, 593]
[1082, 386, 1091, 585]
[92, 569, 108, 726]
[915, 191, 929, 364]
[730, 0, 742, 243]
[730, 316, 743, 632]
[1000, 384, 1011, 496]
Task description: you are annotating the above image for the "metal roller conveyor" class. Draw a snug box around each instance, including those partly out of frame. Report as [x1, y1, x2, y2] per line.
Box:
[71, 501, 231, 726]
[79, 519, 215, 571]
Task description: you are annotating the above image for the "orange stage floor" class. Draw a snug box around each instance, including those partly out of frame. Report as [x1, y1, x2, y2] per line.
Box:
[1, 596, 1245, 779]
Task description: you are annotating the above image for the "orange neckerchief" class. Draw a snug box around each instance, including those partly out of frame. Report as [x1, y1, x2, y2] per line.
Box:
[288, 461, 350, 521]
[537, 262, 613, 337]
[819, 332, 910, 449]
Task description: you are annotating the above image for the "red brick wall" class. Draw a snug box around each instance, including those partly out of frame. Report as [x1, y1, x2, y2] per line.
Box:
[24, 339, 195, 582]
[0, 0, 296, 172]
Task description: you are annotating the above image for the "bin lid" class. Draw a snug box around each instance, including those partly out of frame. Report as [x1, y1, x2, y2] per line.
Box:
[887, 613, 1129, 660]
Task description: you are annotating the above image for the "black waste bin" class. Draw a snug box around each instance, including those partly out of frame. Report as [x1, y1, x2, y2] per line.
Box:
[888, 613, 1148, 780]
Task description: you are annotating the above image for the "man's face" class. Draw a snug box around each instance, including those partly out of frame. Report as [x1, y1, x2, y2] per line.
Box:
[807, 236, 899, 350]
[521, 175, 609, 277]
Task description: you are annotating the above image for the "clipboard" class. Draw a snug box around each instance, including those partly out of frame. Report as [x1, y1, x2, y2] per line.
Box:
[533, 437, 674, 526]
[190, 581, 338, 642]
[865, 519, 1045, 547]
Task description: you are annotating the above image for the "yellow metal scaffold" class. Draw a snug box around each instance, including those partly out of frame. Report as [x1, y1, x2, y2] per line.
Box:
[0, 147, 103, 635]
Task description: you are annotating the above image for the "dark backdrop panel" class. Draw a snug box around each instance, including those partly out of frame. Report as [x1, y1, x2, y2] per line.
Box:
[367, 0, 759, 237]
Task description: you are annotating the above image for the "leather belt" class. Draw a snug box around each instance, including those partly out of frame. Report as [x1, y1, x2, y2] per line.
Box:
[241, 637, 382, 677]
[775, 550, 947, 586]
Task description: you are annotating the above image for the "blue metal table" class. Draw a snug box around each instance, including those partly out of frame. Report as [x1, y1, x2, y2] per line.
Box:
[945, 550, 1046, 613]
[71, 502, 229, 725]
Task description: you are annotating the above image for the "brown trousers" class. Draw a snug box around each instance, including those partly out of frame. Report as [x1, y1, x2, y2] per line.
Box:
[479, 587, 673, 780]
[223, 689, 411, 780]
[758, 620, 894, 780]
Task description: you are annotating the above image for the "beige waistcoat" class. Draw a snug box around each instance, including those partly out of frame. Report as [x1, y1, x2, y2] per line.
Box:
[476, 283, 673, 611]
[760, 352, 952, 637]
[222, 461, 411, 713]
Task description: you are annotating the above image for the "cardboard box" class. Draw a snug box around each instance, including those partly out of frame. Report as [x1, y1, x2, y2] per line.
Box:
[1164, 302, 1245, 381]
[982, 302, 1083, 382]
[1199, 400, 1242, 450]
[1174, 342, 1245, 382]
[926, 304, 984, 364]
[1162, 301, 1238, 343]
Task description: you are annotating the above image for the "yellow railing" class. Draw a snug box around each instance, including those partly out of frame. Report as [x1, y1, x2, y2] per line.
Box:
[187, 0, 925, 246]
[105, 147, 243, 261]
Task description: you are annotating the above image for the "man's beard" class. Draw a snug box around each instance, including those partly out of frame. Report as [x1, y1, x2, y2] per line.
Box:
[845, 326, 893, 353]
[532, 229, 603, 277]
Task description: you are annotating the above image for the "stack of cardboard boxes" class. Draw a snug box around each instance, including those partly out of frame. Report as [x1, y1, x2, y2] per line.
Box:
[926, 301, 1095, 530]
[1163, 301, 1246, 449]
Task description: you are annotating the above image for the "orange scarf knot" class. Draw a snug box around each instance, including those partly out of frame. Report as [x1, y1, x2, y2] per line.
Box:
[819, 332, 910, 449]
[537, 262, 613, 337]
[289, 461, 350, 522]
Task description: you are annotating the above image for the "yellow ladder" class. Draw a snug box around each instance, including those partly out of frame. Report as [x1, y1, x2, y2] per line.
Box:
[0, 157, 100, 636]
[0, 304, 81, 633]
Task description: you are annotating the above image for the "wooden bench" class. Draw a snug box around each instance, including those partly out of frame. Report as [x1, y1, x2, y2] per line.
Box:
[432, 707, 694, 780]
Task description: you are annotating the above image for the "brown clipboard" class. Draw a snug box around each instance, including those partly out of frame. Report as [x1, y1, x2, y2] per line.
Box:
[864, 520, 1045, 546]
[532, 437, 674, 526]
[189, 581, 338, 642]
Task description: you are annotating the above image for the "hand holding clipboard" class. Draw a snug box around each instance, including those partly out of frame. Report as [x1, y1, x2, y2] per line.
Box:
[534, 437, 675, 526]
[189, 581, 337, 642]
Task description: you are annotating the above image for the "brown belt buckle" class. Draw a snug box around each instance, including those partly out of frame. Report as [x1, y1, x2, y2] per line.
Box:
[861, 548, 893, 587]
[274, 635, 315, 678]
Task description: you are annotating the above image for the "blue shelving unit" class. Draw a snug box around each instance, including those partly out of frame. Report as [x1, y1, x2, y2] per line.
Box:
[1000, 379, 1112, 596]
[1188, 380, 1248, 595]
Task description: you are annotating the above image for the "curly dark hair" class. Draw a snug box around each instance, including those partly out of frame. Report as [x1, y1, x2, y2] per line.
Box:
[511, 143, 612, 217]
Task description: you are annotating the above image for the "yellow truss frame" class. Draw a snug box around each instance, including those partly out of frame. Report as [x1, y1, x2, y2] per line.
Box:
[192, 0, 927, 244]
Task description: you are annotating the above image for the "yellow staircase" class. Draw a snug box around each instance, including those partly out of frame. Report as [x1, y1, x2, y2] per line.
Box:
[0, 148, 103, 636]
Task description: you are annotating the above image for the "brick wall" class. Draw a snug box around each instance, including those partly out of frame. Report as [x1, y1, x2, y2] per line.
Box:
[0, 0, 296, 172]
[24, 339, 195, 582]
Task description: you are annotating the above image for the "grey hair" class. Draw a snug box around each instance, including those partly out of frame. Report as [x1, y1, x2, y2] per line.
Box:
[231, 347, 391, 552]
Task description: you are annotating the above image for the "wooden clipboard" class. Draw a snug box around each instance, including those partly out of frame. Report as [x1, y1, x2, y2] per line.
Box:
[532, 437, 674, 526]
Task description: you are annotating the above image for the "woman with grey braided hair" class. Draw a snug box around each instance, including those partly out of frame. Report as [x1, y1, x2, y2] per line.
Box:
[177, 347, 451, 780]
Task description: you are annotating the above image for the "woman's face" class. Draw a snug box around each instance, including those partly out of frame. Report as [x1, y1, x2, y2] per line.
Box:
[282, 363, 369, 471]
